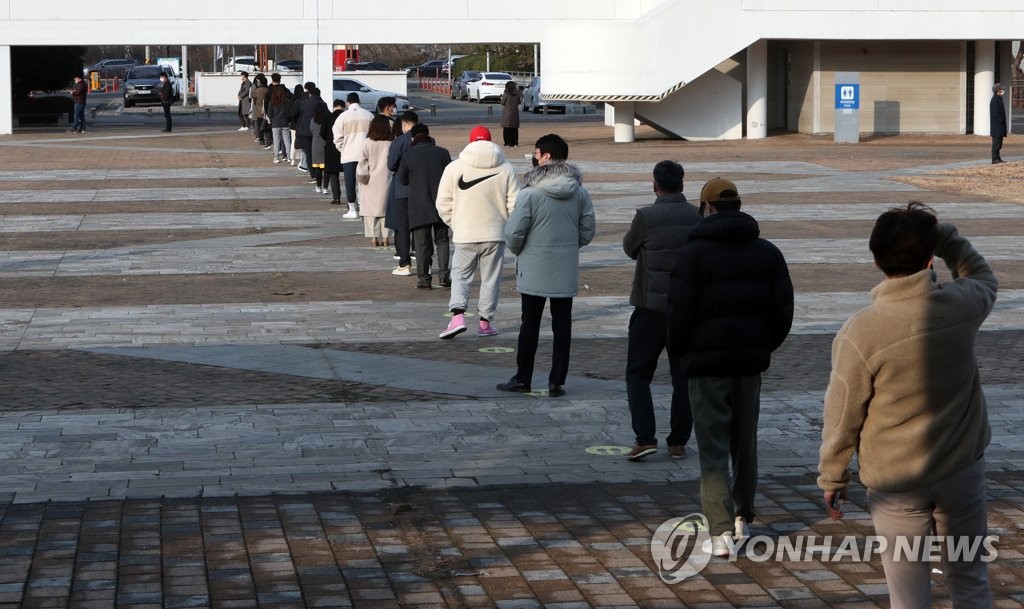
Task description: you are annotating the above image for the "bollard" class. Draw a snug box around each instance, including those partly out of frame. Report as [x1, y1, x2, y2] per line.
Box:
[430, 104, 436, 117]
[90, 108, 96, 119]
[147, 108, 153, 119]
[487, 104, 493, 116]
[205, 107, 211, 118]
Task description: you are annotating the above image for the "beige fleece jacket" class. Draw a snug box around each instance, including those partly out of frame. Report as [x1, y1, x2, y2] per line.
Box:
[435, 140, 520, 243]
[818, 223, 997, 493]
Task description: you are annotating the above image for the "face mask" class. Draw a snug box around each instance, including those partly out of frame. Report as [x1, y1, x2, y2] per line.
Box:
[532, 156, 539, 167]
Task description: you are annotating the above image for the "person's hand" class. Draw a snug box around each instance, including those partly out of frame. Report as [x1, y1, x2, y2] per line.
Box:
[824, 489, 847, 521]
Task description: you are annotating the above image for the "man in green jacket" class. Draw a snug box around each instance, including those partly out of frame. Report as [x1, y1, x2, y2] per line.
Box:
[819, 202, 997, 609]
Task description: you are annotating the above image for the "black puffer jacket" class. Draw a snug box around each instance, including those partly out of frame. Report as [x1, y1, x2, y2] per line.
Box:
[623, 193, 700, 312]
[666, 210, 794, 377]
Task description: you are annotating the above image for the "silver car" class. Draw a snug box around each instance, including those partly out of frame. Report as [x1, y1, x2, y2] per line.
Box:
[451, 70, 481, 100]
[521, 76, 566, 114]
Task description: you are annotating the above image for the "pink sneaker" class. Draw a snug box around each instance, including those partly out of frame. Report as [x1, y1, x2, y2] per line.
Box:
[440, 314, 467, 339]
[477, 320, 498, 337]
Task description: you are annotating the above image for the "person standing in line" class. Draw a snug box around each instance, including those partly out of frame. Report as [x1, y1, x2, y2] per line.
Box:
[435, 125, 520, 339]
[332, 92, 375, 219]
[69, 74, 88, 134]
[397, 123, 452, 290]
[158, 72, 173, 133]
[288, 84, 305, 167]
[818, 203, 996, 609]
[386, 111, 419, 276]
[497, 134, 596, 397]
[623, 160, 700, 461]
[665, 178, 794, 557]
[295, 82, 323, 177]
[376, 96, 398, 127]
[321, 98, 345, 206]
[310, 102, 330, 196]
[990, 83, 1007, 164]
[250, 74, 269, 145]
[500, 81, 521, 148]
[236, 71, 252, 132]
[359, 115, 395, 247]
[268, 82, 293, 164]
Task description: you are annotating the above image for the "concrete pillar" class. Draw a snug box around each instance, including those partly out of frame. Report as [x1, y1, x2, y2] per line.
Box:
[973, 40, 995, 136]
[746, 39, 768, 139]
[180, 45, 189, 107]
[613, 101, 635, 143]
[0, 45, 11, 135]
[303, 44, 334, 103]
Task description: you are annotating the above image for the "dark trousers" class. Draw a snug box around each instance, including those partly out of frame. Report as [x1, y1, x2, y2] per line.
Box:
[255, 118, 266, 143]
[161, 103, 172, 131]
[301, 141, 313, 172]
[311, 167, 324, 189]
[515, 294, 572, 388]
[392, 198, 412, 267]
[502, 127, 519, 147]
[342, 161, 358, 204]
[992, 136, 1003, 162]
[325, 172, 341, 201]
[237, 103, 250, 127]
[626, 307, 692, 447]
[72, 103, 86, 132]
[412, 222, 450, 286]
[690, 375, 762, 536]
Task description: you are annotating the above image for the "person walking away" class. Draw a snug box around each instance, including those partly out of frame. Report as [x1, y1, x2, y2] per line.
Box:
[310, 103, 330, 196]
[497, 134, 596, 397]
[435, 125, 520, 339]
[818, 202, 997, 609]
[250, 74, 269, 144]
[359, 115, 395, 247]
[623, 160, 700, 461]
[665, 178, 794, 557]
[321, 99, 345, 205]
[268, 83, 293, 164]
[990, 83, 1008, 164]
[158, 72, 173, 132]
[500, 81, 521, 147]
[386, 111, 419, 275]
[69, 74, 88, 133]
[397, 123, 452, 290]
[236, 71, 252, 131]
[288, 84, 305, 166]
[332, 92, 374, 219]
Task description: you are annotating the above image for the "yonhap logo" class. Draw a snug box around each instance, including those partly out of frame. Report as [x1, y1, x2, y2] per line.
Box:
[650, 513, 711, 583]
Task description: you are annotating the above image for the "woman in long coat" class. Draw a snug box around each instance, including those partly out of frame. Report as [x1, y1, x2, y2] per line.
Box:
[500, 80, 522, 148]
[250, 75, 269, 145]
[360, 115, 395, 247]
[320, 101, 344, 204]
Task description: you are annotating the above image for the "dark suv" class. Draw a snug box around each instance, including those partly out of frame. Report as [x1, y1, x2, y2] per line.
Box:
[83, 58, 138, 79]
[414, 60, 448, 78]
[123, 65, 178, 107]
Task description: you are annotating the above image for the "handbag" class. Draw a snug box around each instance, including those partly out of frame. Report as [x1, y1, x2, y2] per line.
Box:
[356, 158, 370, 185]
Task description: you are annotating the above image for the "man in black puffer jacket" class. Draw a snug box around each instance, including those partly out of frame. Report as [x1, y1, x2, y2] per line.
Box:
[666, 177, 794, 557]
[622, 160, 700, 462]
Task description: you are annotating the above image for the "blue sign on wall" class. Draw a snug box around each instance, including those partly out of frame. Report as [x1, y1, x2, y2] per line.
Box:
[835, 84, 860, 110]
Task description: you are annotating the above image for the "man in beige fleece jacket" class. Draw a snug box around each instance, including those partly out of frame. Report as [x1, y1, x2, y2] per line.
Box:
[818, 202, 997, 609]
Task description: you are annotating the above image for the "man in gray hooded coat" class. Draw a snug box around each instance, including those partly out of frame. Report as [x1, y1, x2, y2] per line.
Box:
[497, 133, 596, 397]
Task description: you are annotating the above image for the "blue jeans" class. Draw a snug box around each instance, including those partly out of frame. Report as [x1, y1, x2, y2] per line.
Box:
[72, 102, 86, 132]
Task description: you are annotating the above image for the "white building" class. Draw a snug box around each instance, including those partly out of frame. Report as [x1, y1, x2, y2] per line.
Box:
[0, 0, 1020, 140]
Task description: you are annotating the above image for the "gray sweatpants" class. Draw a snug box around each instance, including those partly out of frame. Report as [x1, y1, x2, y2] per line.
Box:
[448, 241, 505, 321]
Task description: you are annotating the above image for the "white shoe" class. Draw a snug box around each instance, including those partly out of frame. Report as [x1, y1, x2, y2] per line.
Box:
[273, 158, 281, 164]
[314, 186, 322, 194]
[391, 265, 413, 276]
[735, 517, 749, 543]
[701, 532, 734, 558]
[288, 159, 295, 165]
[238, 126, 248, 131]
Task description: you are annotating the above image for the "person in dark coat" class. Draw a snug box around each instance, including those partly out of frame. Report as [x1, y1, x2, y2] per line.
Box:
[158, 72, 173, 132]
[288, 84, 305, 167]
[500, 80, 521, 147]
[990, 83, 1008, 164]
[622, 160, 700, 461]
[236, 71, 252, 130]
[321, 99, 345, 205]
[386, 110, 419, 274]
[397, 123, 452, 289]
[69, 74, 88, 133]
[295, 82, 325, 176]
[666, 177, 794, 557]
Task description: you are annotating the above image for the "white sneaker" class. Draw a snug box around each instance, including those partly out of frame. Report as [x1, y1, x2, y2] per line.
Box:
[391, 265, 413, 276]
[735, 517, 749, 543]
[701, 532, 734, 558]
[342, 210, 358, 219]
[238, 126, 247, 131]
[273, 158, 281, 164]
[314, 186, 322, 194]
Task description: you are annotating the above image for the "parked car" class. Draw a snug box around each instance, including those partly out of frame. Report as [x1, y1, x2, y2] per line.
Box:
[83, 58, 138, 79]
[275, 59, 303, 72]
[123, 65, 178, 107]
[346, 61, 391, 71]
[333, 77, 410, 113]
[521, 76, 566, 113]
[224, 56, 257, 73]
[466, 72, 514, 103]
[451, 70, 482, 100]
[414, 60, 448, 78]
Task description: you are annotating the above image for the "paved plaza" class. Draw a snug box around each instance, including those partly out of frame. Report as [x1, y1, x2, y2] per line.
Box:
[0, 101, 1023, 608]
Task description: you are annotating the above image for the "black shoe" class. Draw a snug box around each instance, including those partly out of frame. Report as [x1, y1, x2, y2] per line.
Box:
[416, 283, 432, 290]
[993, 158, 1005, 164]
[439, 280, 452, 288]
[548, 384, 565, 397]
[496, 377, 531, 393]
[161, 128, 171, 132]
